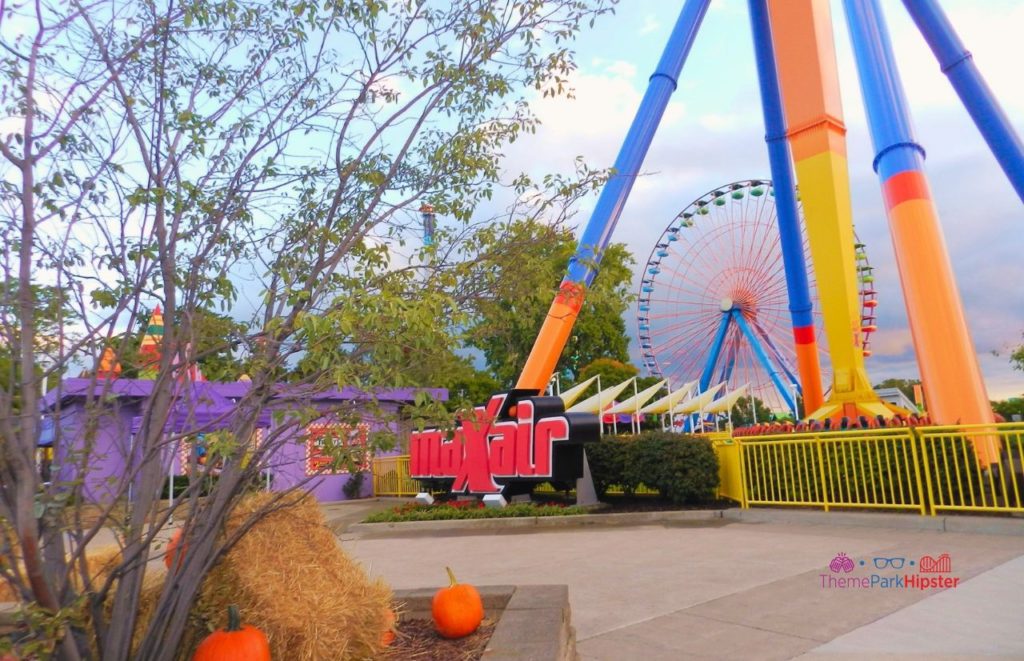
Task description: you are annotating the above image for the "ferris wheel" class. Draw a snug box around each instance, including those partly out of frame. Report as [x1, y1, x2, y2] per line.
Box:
[636, 179, 877, 414]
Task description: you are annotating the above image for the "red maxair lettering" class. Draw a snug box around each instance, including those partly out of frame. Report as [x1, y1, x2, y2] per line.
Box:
[408, 393, 574, 493]
[451, 408, 500, 493]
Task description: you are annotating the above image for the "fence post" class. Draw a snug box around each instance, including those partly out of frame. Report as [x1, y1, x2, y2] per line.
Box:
[815, 436, 830, 512]
[738, 440, 749, 509]
[911, 428, 934, 516]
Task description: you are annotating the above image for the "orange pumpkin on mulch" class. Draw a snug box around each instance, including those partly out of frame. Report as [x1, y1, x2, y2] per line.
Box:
[431, 567, 483, 639]
[193, 605, 270, 661]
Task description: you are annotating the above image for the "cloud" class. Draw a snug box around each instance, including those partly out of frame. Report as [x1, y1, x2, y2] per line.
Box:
[639, 15, 660, 36]
[870, 327, 914, 358]
[605, 61, 637, 79]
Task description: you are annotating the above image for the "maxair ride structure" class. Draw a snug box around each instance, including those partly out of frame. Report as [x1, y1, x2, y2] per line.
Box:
[515, 0, 1023, 465]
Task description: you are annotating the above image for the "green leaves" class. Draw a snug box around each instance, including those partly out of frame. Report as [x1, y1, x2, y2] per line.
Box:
[463, 219, 635, 386]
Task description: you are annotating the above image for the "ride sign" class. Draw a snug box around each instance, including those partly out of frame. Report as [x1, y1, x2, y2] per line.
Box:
[409, 390, 600, 495]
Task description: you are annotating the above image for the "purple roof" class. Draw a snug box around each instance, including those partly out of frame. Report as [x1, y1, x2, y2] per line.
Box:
[43, 378, 447, 411]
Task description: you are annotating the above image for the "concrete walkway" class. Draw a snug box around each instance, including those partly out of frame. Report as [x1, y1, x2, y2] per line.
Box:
[341, 516, 1024, 660]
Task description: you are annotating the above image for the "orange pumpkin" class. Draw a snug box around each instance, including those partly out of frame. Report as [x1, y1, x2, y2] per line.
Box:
[380, 609, 396, 646]
[193, 605, 270, 661]
[165, 529, 187, 570]
[431, 567, 483, 639]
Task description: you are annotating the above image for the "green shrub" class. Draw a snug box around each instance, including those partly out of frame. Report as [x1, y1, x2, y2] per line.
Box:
[159, 474, 221, 499]
[585, 436, 636, 497]
[363, 502, 588, 523]
[160, 475, 190, 499]
[587, 432, 719, 504]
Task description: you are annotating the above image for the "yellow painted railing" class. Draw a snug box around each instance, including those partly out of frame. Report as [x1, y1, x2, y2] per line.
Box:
[916, 424, 1024, 515]
[738, 428, 926, 513]
[711, 438, 745, 505]
[372, 455, 420, 497]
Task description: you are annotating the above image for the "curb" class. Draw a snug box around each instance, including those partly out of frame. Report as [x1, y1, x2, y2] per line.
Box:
[346, 506, 1024, 538]
[722, 508, 1024, 535]
[347, 509, 725, 537]
[393, 585, 576, 661]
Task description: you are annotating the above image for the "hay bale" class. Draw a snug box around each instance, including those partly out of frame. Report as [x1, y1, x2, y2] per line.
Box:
[0, 545, 122, 604]
[193, 493, 393, 660]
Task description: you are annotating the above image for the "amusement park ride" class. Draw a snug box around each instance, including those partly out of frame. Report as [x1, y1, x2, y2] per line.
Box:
[635, 178, 874, 417]
[518, 0, 1022, 431]
[410, 0, 1024, 493]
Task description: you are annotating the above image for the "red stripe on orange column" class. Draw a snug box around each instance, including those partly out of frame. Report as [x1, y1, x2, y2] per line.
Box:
[882, 170, 930, 211]
[793, 325, 816, 345]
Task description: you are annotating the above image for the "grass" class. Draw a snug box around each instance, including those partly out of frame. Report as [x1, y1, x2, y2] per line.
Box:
[364, 501, 589, 523]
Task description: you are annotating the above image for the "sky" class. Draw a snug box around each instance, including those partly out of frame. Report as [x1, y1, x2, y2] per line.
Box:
[499, 0, 1024, 400]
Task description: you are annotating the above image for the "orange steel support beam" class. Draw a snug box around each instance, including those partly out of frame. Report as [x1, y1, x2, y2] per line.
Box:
[767, 0, 888, 420]
[844, 0, 997, 464]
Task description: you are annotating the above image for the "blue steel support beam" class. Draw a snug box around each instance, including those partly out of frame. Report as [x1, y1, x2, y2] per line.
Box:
[901, 0, 1024, 203]
[699, 311, 733, 394]
[718, 337, 739, 385]
[753, 320, 800, 389]
[565, 0, 712, 287]
[733, 310, 797, 414]
[747, 0, 824, 413]
[517, 0, 712, 392]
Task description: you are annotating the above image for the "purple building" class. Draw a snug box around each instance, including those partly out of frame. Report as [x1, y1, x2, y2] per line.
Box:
[43, 378, 445, 503]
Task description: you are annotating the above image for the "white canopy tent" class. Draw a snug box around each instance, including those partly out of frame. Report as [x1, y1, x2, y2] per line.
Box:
[556, 375, 598, 408]
[567, 377, 636, 414]
[703, 384, 750, 414]
[606, 379, 666, 434]
[606, 379, 666, 415]
[640, 381, 697, 414]
[671, 382, 725, 415]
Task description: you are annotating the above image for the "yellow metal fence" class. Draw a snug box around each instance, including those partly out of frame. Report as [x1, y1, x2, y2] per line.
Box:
[372, 424, 1024, 516]
[916, 424, 1024, 515]
[736, 423, 1024, 516]
[372, 455, 420, 497]
[739, 428, 926, 513]
[712, 438, 745, 504]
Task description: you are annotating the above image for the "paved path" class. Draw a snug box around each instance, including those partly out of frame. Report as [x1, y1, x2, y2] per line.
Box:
[341, 517, 1024, 660]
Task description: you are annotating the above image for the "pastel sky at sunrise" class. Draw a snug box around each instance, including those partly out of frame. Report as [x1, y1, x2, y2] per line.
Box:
[501, 0, 1024, 400]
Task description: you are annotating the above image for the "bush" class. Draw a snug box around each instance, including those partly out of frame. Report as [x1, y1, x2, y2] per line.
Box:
[587, 432, 719, 504]
[159, 474, 220, 499]
[342, 471, 366, 499]
[585, 436, 636, 497]
[364, 502, 588, 523]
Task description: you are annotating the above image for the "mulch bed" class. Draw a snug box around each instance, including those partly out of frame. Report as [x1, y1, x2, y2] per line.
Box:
[381, 618, 496, 661]
[535, 492, 737, 513]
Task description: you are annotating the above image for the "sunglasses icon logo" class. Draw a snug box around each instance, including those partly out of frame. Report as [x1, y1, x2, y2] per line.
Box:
[873, 557, 906, 569]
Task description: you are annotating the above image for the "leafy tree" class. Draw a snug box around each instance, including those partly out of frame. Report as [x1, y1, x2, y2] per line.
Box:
[0, 280, 75, 408]
[636, 375, 663, 391]
[0, 1, 615, 657]
[992, 397, 1024, 421]
[463, 219, 635, 386]
[108, 306, 249, 381]
[436, 361, 502, 412]
[1010, 341, 1024, 372]
[577, 358, 637, 394]
[728, 395, 774, 427]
